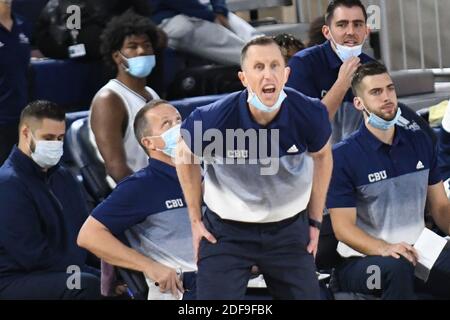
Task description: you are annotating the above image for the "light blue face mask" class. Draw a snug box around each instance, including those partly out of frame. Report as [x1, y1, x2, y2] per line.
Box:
[364, 105, 402, 130]
[120, 52, 156, 78]
[330, 34, 365, 62]
[158, 124, 181, 158]
[247, 87, 287, 113]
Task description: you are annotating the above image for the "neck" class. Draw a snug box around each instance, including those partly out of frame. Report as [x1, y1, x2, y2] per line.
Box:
[248, 104, 280, 126]
[329, 39, 338, 52]
[116, 70, 148, 96]
[148, 150, 175, 167]
[365, 121, 395, 145]
[0, 4, 11, 21]
[18, 139, 31, 158]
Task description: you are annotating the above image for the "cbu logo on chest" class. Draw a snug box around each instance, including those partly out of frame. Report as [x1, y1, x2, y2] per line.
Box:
[368, 170, 387, 183]
[227, 150, 248, 159]
[165, 198, 184, 209]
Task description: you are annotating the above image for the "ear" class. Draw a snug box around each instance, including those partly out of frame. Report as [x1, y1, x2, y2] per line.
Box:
[238, 71, 247, 88]
[322, 25, 331, 41]
[366, 25, 371, 38]
[353, 96, 365, 111]
[112, 51, 122, 66]
[284, 66, 291, 83]
[141, 136, 155, 152]
[20, 124, 30, 140]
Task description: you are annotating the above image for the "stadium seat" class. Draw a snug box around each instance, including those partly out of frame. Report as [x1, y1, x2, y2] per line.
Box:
[29, 59, 106, 112]
[65, 117, 112, 205]
[170, 94, 228, 119]
[394, 70, 450, 111]
[115, 236, 149, 300]
[167, 65, 243, 100]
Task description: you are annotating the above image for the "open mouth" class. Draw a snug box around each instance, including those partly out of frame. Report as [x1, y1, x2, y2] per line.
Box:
[343, 39, 358, 46]
[262, 85, 276, 95]
[381, 104, 395, 113]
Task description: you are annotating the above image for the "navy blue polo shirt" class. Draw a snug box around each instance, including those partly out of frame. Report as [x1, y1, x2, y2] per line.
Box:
[326, 124, 441, 257]
[438, 127, 450, 181]
[92, 158, 196, 271]
[287, 40, 373, 143]
[0, 15, 31, 125]
[0, 147, 89, 290]
[181, 87, 331, 223]
[287, 40, 373, 102]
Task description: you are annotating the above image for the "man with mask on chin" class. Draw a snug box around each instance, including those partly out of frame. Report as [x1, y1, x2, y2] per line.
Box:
[176, 36, 333, 299]
[286, 0, 435, 272]
[89, 10, 160, 187]
[287, 0, 432, 145]
[287, 0, 370, 144]
[327, 62, 450, 299]
[78, 100, 197, 300]
[0, 100, 101, 299]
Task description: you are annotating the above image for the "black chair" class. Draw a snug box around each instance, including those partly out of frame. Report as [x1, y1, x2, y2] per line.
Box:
[115, 235, 149, 300]
[65, 117, 112, 205]
[167, 65, 243, 100]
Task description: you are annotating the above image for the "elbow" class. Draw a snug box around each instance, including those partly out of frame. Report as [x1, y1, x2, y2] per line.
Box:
[333, 229, 346, 242]
[77, 223, 92, 250]
[76, 229, 87, 249]
[329, 220, 346, 242]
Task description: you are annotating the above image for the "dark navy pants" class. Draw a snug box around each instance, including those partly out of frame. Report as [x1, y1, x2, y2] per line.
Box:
[182, 271, 197, 300]
[0, 271, 101, 300]
[336, 246, 450, 299]
[197, 209, 320, 300]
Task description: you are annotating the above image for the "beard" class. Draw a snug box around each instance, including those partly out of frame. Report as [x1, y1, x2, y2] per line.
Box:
[29, 136, 36, 153]
[365, 105, 398, 121]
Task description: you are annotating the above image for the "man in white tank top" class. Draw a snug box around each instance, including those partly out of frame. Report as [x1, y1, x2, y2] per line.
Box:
[89, 10, 161, 186]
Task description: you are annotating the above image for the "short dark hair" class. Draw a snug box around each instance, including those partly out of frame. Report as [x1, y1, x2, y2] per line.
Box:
[351, 61, 389, 96]
[325, 0, 367, 26]
[240, 36, 283, 67]
[19, 100, 65, 127]
[100, 9, 159, 71]
[134, 99, 171, 150]
[272, 33, 305, 62]
[308, 16, 327, 47]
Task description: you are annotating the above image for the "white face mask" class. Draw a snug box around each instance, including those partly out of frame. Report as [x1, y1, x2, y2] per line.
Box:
[330, 34, 365, 62]
[30, 135, 64, 169]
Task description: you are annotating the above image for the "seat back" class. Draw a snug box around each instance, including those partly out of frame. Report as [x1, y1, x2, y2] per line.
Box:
[65, 117, 111, 204]
[167, 65, 243, 100]
[29, 59, 106, 112]
[116, 268, 148, 300]
[391, 70, 435, 98]
[116, 235, 148, 300]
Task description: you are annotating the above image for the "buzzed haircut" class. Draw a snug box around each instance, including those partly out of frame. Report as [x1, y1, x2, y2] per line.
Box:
[351, 61, 389, 96]
[133, 99, 171, 150]
[19, 100, 65, 128]
[240, 36, 284, 67]
[325, 0, 367, 26]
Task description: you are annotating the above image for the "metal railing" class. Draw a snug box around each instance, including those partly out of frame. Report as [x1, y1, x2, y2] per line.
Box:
[294, 0, 449, 72]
